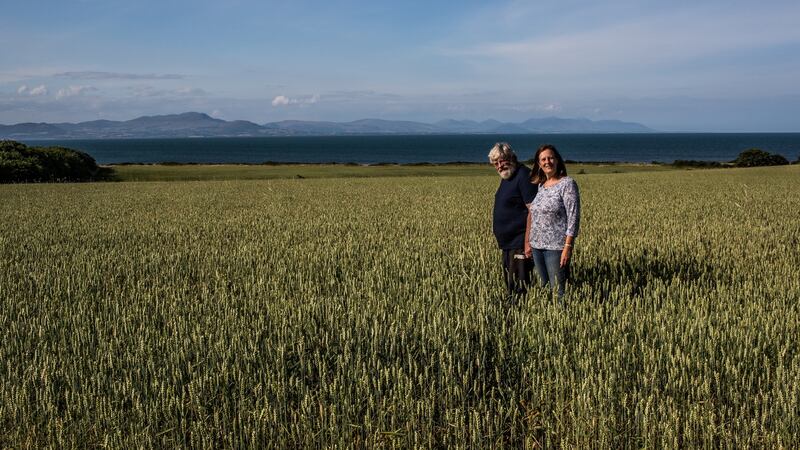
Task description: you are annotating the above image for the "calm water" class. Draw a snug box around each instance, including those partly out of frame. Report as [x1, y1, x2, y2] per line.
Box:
[22, 133, 800, 164]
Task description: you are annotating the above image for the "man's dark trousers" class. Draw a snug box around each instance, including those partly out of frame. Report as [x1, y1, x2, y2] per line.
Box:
[502, 248, 532, 300]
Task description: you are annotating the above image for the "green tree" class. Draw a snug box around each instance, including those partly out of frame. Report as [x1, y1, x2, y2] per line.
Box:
[0, 140, 106, 183]
[731, 148, 789, 167]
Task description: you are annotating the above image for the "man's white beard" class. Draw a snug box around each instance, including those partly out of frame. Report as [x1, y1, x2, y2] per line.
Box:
[499, 166, 515, 180]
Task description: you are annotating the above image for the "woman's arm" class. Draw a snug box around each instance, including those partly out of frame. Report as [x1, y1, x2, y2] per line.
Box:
[524, 206, 532, 258]
[560, 179, 581, 267]
[561, 235, 574, 268]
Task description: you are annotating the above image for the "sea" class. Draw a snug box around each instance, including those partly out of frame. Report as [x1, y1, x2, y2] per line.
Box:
[20, 133, 800, 165]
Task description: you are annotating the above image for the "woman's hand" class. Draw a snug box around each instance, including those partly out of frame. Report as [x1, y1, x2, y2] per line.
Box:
[524, 209, 532, 259]
[560, 246, 572, 267]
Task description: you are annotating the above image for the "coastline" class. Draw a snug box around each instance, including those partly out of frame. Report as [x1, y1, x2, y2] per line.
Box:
[16, 133, 800, 166]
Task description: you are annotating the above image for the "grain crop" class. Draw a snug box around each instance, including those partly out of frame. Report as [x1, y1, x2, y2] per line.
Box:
[1, 165, 798, 448]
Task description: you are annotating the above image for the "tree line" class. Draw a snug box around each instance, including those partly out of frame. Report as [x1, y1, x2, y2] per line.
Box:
[0, 140, 111, 183]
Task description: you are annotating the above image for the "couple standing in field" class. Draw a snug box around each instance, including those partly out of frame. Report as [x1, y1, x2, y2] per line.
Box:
[490, 142, 581, 302]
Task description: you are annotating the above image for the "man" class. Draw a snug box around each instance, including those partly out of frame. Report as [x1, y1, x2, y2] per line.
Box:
[489, 142, 538, 303]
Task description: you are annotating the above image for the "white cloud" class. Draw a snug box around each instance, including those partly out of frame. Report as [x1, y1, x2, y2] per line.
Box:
[18, 84, 50, 96]
[56, 85, 97, 99]
[271, 95, 290, 106]
[19, 85, 49, 96]
[272, 94, 320, 107]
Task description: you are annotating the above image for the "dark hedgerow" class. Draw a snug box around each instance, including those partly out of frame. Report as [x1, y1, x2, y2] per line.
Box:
[672, 160, 724, 168]
[731, 148, 789, 167]
[0, 140, 112, 183]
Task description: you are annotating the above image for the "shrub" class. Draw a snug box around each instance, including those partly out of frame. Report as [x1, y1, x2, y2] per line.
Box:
[731, 148, 789, 167]
[0, 140, 105, 183]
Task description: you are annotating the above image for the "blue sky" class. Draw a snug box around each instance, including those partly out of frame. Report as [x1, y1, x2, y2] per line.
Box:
[2, 0, 799, 131]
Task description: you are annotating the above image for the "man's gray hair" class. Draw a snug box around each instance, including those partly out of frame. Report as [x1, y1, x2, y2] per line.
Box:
[488, 142, 518, 164]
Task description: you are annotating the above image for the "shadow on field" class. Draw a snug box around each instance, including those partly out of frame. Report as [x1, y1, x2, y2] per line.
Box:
[571, 249, 724, 299]
[95, 166, 117, 181]
[463, 309, 547, 448]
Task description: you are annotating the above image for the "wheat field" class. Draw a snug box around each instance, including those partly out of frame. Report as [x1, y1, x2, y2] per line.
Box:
[1, 166, 798, 448]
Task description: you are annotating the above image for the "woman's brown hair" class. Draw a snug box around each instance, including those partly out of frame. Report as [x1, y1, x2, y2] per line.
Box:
[530, 144, 568, 184]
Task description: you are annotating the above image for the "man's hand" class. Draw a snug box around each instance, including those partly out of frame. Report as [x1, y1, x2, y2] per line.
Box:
[524, 244, 532, 259]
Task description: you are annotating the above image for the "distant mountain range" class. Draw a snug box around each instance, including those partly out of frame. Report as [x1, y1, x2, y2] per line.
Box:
[0, 112, 653, 139]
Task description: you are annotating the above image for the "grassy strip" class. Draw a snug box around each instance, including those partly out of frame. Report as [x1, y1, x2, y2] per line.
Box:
[108, 162, 676, 182]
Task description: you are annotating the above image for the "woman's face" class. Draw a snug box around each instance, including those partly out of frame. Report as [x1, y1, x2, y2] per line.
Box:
[539, 149, 558, 178]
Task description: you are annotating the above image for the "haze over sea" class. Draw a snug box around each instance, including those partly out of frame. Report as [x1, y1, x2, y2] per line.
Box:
[22, 134, 800, 165]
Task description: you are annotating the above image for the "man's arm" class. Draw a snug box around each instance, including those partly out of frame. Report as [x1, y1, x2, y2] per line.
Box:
[519, 167, 538, 205]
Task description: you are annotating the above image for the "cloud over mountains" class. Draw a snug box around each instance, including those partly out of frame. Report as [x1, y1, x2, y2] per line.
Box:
[272, 94, 320, 106]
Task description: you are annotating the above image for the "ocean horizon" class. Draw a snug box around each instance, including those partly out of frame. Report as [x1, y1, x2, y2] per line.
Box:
[19, 133, 800, 165]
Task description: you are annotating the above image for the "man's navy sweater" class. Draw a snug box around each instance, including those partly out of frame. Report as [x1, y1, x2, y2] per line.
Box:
[493, 164, 538, 250]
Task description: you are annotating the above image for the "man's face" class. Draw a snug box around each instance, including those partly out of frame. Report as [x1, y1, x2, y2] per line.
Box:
[493, 158, 515, 180]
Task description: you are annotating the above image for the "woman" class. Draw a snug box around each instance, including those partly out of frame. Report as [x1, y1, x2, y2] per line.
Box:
[524, 144, 580, 297]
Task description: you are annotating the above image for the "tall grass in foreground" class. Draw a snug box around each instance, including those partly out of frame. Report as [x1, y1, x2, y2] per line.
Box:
[1, 166, 799, 448]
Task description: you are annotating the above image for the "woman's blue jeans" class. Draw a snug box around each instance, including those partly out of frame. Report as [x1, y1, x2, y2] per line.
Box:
[531, 249, 568, 297]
